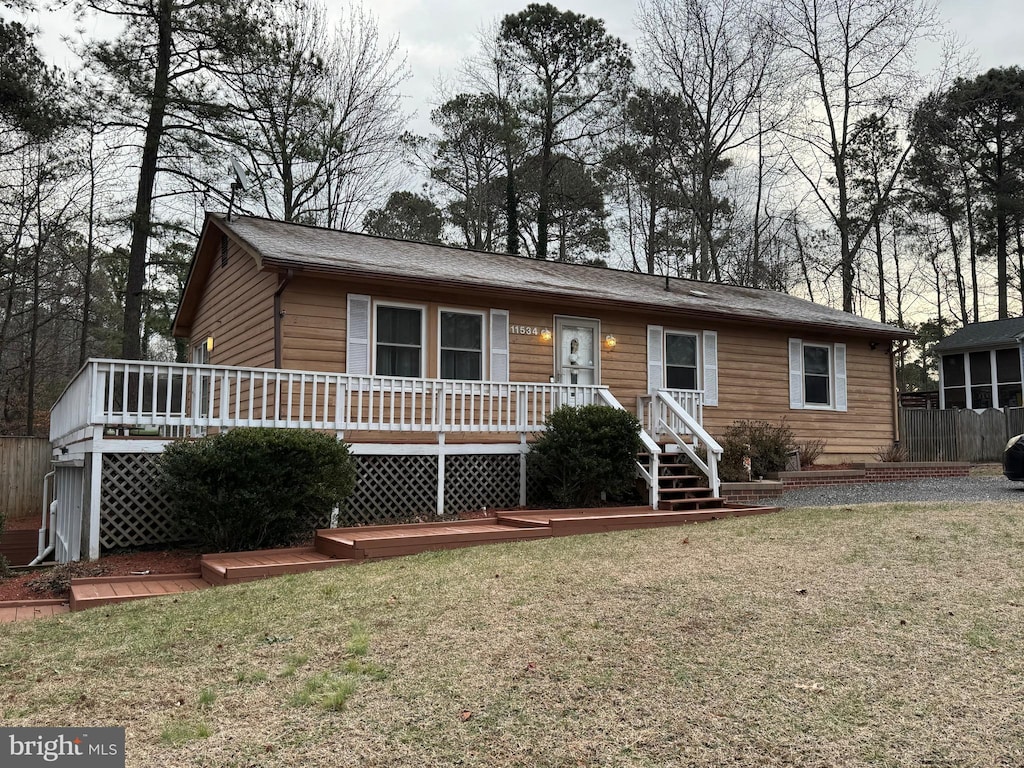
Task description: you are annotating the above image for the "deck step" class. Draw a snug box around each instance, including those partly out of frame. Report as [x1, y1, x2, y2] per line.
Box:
[69, 573, 208, 611]
[316, 519, 550, 560]
[200, 547, 356, 585]
[658, 496, 729, 511]
[0, 599, 70, 623]
[657, 486, 713, 497]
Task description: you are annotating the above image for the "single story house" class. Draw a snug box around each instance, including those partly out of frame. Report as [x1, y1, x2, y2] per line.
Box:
[47, 212, 914, 561]
[933, 318, 1024, 409]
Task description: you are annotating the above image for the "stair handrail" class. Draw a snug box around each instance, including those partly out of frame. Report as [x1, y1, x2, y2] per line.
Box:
[655, 390, 721, 497]
[596, 388, 661, 509]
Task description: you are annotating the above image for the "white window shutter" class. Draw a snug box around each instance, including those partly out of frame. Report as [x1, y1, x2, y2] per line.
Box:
[789, 338, 804, 409]
[834, 342, 848, 412]
[346, 294, 371, 375]
[490, 309, 509, 382]
[702, 330, 718, 406]
[647, 325, 664, 393]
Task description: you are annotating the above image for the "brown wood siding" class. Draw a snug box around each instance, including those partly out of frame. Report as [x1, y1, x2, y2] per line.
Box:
[252, 272, 898, 459]
[190, 241, 276, 368]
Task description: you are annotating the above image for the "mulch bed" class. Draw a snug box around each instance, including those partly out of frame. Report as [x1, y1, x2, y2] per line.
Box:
[0, 549, 202, 603]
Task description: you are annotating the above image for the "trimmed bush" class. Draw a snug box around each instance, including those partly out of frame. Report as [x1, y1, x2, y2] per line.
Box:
[718, 419, 796, 482]
[159, 428, 356, 552]
[528, 405, 643, 507]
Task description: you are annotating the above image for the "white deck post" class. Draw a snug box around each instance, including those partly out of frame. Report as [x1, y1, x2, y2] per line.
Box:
[88, 434, 103, 560]
[436, 433, 446, 517]
[519, 433, 528, 506]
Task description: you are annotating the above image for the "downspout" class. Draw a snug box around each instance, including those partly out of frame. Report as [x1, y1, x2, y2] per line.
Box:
[29, 470, 56, 566]
[274, 269, 295, 369]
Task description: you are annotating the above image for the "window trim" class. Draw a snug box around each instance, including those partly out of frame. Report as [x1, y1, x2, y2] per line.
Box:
[802, 342, 833, 409]
[437, 307, 487, 381]
[789, 338, 846, 412]
[663, 329, 701, 392]
[372, 300, 426, 378]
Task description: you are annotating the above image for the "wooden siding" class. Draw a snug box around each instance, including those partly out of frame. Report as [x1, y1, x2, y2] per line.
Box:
[189, 239, 276, 369]
[0, 436, 51, 522]
[203, 266, 898, 460]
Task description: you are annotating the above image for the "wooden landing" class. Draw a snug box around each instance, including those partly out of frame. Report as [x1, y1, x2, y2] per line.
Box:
[497, 504, 780, 535]
[316, 518, 551, 560]
[201, 547, 356, 585]
[0, 599, 70, 623]
[69, 573, 208, 611]
[10, 501, 782, 619]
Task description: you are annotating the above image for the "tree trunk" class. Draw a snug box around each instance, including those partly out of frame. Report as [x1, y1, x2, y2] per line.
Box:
[874, 217, 886, 323]
[121, 0, 172, 360]
[536, 137, 552, 260]
[80, 130, 97, 368]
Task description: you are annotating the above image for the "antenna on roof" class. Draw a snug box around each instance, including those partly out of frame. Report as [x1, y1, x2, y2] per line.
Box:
[226, 157, 252, 222]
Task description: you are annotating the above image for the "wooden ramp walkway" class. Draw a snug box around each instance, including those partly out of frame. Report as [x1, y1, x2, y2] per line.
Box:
[0, 502, 780, 619]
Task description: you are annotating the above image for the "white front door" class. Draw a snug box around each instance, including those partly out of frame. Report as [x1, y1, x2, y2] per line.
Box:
[555, 317, 599, 385]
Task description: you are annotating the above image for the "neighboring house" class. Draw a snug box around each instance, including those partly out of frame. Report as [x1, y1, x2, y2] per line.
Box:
[48, 212, 914, 562]
[933, 318, 1024, 409]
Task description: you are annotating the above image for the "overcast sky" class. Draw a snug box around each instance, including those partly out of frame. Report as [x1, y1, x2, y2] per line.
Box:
[363, 0, 1024, 131]
[23, 0, 1024, 133]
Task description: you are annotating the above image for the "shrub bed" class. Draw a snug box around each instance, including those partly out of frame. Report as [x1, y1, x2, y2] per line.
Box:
[528, 405, 643, 507]
[159, 428, 356, 552]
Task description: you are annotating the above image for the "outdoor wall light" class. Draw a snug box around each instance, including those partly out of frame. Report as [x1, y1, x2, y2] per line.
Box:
[605, 334, 617, 349]
[540, 328, 552, 342]
[206, 336, 214, 353]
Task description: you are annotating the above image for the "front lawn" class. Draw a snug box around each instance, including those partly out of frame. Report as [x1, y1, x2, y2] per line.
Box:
[2, 502, 1023, 767]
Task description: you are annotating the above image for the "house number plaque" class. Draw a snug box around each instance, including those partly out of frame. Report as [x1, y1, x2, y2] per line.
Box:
[510, 325, 540, 335]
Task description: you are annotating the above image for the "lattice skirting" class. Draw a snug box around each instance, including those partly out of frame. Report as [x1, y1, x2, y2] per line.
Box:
[341, 453, 524, 526]
[443, 454, 520, 515]
[97, 451, 528, 548]
[100, 453, 186, 550]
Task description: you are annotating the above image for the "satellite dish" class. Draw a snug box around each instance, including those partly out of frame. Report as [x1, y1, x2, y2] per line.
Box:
[230, 157, 251, 192]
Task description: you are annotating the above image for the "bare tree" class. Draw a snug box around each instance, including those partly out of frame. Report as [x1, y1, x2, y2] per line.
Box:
[774, 0, 941, 313]
[219, 0, 409, 229]
[638, 0, 779, 281]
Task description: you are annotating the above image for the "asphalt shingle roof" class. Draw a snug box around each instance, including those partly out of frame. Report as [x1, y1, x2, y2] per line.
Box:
[215, 214, 914, 340]
[933, 317, 1024, 353]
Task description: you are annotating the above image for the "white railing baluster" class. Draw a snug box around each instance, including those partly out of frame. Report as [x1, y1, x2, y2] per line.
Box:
[52, 360, 652, 443]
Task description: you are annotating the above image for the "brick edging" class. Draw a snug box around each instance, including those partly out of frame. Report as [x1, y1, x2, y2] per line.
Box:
[720, 462, 971, 500]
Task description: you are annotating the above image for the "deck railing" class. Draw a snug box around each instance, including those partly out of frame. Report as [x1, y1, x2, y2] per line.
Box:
[50, 359, 624, 444]
[637, 388, 720, 496]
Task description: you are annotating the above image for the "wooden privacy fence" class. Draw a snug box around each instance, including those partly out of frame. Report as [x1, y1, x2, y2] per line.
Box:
[900, 407, 1024, 462]
[0, 436, 51, 521]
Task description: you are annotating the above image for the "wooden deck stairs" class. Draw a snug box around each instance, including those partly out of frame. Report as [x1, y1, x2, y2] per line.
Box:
[40, 498, 780, 617]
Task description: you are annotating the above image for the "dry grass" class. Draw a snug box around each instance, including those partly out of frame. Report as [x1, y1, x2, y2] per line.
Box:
[3, 502, 1024, 767]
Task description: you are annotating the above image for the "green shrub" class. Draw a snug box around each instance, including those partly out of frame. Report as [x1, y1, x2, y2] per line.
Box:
[718, 419, 796, 482]
[528, 405, 643, 507]
[159, 428, 356, 552]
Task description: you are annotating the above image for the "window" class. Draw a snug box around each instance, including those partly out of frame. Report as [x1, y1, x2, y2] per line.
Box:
[942, 354, 966, 408]
[969, 350, 993, 408]
[375, 305, 422, 377]
[803, 344, 831, 406]
[440, 311, 483, 380]
[944, 348, 1024, 408]
[665, 332, 698, 390]
[996, 348, 1022, 407]
[789, 338, 846, 411]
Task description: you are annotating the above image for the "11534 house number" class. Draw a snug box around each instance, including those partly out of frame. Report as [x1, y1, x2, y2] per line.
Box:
[510, 325, 540, 335]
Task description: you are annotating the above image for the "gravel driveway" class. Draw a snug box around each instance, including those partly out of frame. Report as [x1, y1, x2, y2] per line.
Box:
[762, 473, 1024, 507]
